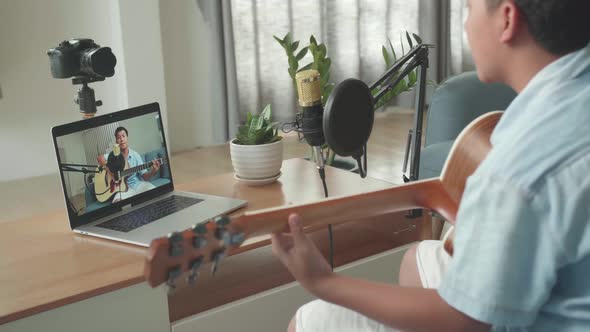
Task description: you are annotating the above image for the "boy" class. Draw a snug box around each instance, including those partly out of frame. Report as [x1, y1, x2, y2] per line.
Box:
[271, 0, 590, 331]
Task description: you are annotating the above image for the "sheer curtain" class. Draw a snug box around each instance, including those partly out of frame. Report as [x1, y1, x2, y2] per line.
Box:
[204, 0, 473, 139]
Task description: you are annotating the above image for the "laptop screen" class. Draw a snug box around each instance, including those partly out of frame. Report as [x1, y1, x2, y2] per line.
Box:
[52, 103, 174, 228]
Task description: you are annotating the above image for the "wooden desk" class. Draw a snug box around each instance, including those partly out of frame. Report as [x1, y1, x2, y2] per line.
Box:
[0, 158, 426, 330]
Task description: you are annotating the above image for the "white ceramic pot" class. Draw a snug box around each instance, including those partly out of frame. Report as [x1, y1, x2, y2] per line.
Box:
[230, 139, 283, 179]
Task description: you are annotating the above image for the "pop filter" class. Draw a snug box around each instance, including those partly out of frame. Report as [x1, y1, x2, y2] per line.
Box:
[323, 78, 374, 158]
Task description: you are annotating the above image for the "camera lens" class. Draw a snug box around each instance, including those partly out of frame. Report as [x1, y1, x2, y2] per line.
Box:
[80, 47, 117, 78]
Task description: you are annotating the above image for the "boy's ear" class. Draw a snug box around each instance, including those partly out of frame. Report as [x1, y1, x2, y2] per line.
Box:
[499, 1, 523, 43]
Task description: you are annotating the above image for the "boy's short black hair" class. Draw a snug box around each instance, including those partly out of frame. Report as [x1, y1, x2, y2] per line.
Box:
[487, 0, 590, 55]
[114, 126, 128, 137]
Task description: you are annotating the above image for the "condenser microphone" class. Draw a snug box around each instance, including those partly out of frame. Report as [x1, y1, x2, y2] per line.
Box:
[295, 69, 326, 170]
[107, 143, 125, 181]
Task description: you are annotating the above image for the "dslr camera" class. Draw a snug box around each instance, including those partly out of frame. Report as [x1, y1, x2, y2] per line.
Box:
[47, 38, 116, 79]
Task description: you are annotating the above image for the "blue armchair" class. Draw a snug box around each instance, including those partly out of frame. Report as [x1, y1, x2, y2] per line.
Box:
[84, 147, 171, 213]
[419, 71, 517, 180]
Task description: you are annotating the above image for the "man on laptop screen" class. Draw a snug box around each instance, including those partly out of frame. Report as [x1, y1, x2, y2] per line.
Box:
[56, 111, 169, 215]
[97, 126, 163, 203]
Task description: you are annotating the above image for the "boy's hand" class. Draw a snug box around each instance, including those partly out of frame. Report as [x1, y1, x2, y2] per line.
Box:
[271, 214, 334, 296]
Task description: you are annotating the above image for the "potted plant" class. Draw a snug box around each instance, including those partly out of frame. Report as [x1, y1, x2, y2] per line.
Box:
[230, 104, 283, 183]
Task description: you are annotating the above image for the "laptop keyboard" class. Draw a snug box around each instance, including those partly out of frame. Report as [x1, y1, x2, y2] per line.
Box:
[96, 195, 204, 233]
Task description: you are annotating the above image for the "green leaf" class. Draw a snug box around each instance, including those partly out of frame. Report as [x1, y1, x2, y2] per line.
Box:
[320, 74, 329, 87]
[284, 33, 293, 52]
[382, 45, 392, 68]
[406, 31, 414, 49]
[324, 57, 331, 69]
[288, 57, 297, 70]
[400, 33, 405, 55]
[252, 128, 265, 144]
[318, 44, 327, 59]
[246, 112, 253, 125]
[298, 63, 313, 72]
[236, 124, 251, 145]
[318, 62, 327, 76]
[412, 33, 423, 45]
[322, 71, 330, 84]
[260, 104, 272, 121]
[273, 35, 284, 46]
[309, 42, 317, 54]
[395, 79, 408, 94]
[310, 35, 317, 46]
[295, 47, 308, 61]
[288, 67, 296, 79]
[388, 38, 397, 63]
[409, 70, 417, 86]
[291, 41, 300, 51]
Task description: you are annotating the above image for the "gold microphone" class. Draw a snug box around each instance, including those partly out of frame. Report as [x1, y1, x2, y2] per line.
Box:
[295, 69, 325, 169]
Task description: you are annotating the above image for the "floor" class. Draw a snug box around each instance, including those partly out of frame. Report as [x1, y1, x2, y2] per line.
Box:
[0, 108, 417, 223]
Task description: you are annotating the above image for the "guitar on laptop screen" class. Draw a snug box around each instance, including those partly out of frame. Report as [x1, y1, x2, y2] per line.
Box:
[143, 111, 503, 291]
[94, 143, 168, 202]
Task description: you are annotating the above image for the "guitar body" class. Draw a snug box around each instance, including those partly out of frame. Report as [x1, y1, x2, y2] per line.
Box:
[94, 168, 129, 202]
[144, 112, 503, 288]
[93, 157, 166, 202]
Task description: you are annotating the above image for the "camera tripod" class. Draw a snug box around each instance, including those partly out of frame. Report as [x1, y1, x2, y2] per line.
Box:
[72, 76, 105, 119]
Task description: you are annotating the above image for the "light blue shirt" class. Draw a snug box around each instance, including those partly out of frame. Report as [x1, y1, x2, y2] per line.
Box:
[438, 43, 590, 331]
[104, 148, 147, 190]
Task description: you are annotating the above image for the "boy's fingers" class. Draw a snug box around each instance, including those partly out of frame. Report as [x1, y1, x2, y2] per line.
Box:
[288, 214, 306, 245]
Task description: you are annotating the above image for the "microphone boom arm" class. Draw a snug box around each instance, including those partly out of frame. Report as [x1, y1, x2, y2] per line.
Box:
[369, 44, 432, 218]
[369, 44, 431, 106]
[60, 163, 100, 174]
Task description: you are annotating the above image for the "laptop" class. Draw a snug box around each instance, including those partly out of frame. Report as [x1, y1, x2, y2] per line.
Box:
[51, 102, 247, 246]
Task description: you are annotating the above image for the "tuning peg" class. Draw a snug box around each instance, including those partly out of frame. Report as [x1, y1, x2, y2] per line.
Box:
[221, 231, 246, 248]
[215, 227, 227, 241]
[193, 236, 207, 249]
[168, 232, 184, 257]
[230, 232, 246, 246]
[214, 215, 231, 227]
[192, 222, 208, 235]
[187, 271, 199, 285]
[166, 265, 182, 295]
[210, 250, 226, 277]
[187, 256, 203, 285]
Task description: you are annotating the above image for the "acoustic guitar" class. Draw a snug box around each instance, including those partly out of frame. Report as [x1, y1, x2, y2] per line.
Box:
[94, 157, 167, 202]
[144, 111, 502, 289]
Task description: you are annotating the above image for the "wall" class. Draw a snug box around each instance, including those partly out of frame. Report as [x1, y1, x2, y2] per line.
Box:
[0, 0, 123, 181]
[0, 0, 179, 182]
[159, 0, 217, 152]
[119, 113, 163, 155]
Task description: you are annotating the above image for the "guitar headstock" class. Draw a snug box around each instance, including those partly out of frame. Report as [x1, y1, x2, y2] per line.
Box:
[144, 215, 245, 291]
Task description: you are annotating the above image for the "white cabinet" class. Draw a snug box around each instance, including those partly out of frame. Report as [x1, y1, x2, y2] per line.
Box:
[172, 244, 412, 332]
[0, 283, 170, 332]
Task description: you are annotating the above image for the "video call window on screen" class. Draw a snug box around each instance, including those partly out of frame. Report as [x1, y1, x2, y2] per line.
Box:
[56, 113, 170, 217]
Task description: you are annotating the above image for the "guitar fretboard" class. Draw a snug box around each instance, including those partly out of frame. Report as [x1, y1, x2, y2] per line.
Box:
[121, 158, 165, 177]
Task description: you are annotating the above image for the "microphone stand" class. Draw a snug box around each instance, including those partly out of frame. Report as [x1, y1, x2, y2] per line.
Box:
[369, 44, 433, 219]
[60, 163, 101, 174]
[59, 163, 101, 215]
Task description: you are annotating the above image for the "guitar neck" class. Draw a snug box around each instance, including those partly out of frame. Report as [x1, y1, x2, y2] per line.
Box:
[143, 112, 502, 289]
[121, 158, 163, 177]
[233, 178, 458, 238]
